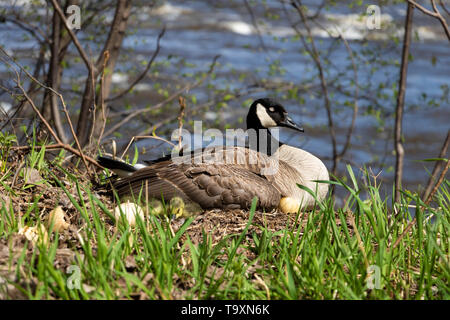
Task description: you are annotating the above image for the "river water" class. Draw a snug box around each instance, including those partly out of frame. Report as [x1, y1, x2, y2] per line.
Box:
[0, 0, 449, 200]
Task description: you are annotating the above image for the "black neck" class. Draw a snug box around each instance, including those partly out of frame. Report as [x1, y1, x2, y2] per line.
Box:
[246, 127, 284, 156]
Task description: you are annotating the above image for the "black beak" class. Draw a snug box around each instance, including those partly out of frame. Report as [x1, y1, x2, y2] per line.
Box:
[279, 115, 304, 133]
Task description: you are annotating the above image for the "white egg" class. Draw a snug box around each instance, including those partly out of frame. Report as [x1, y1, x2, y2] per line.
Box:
[279, 197, 301, 214]
[114, 201, 144, 227]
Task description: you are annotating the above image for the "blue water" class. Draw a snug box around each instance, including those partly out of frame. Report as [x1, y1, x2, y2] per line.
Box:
[0, 0, 448, 197]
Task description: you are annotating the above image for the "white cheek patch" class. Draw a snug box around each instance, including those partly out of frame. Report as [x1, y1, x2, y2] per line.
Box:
[256, 103, 277, 127]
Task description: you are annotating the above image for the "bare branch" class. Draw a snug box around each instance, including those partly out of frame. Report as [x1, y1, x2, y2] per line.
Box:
[106, 27, 166, 102]
[307, 21, 359, 162]
[0, 51, 60, 146]
[103, 55, 220, 139]
[94, 0, 132, 74]
[12, 143, 102, 169]
[50, 0, 96, 73]
[80, 0, 133, 147]
[0, 47, 93, 175]
[422, 130, 450, 201]
[119, 135, 176, 159]
[424, 156, 449, 204]
[48, 9, 68, 144]
[392, 155, 449, 251]
[394, 3, 414, 203]
[439, 0, 450, 16]
[407, 0, 450, 40]
[2, 16, 49, 45]
[289, 0, 338, 177]
[95, 51, 111, 150]
[0, 44, 46, 133]
[136, 98, 217, 137]
[177, 96, 186, 151]
[243, 0, 268, 52]
[337, 33, 358, 160]
[102, 85, 187, 139]
[49, 0, 99, 148]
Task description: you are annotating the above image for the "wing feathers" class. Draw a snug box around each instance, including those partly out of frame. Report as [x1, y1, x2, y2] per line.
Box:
[111, 147, 282, 210]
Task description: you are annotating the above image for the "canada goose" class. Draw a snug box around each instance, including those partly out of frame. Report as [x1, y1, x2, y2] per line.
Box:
[99, 98, 329, 214]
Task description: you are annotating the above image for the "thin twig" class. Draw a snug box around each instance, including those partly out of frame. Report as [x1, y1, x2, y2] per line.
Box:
[424, 158, 449, 205]
[106, 28, 166, 102]
[422, 130, 450, 201]
[120, 135, 176, 159]
[391, 156, 449, 251]
[48, 7, 68, 144]
[335, 30, 358, 160]
[103, 55, 220, 139]
[177, 96, 186, 151]
[0, 47, 93, 176]
[439, 0, 450, 16]
[50, 0, 100, 148]
[289, 0, 338, 180]
[50, 0, 96, 73]
[3, 16, 50, 45]
[243, 0, 268, 52]
[95, 51, 111, 150]
[12, 143, 102, 168]
[407, 0, 450, 41]
[0, 54, 96, 173]
[136, 98, 217, 137]
[394, 3, 414, 203]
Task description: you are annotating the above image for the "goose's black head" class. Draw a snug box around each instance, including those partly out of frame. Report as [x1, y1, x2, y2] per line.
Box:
[246, 98, 304, 132]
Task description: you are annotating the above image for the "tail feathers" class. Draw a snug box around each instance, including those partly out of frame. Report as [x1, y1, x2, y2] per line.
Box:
[98, 156, 141, 178]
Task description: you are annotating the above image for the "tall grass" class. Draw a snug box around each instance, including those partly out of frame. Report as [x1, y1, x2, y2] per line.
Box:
[0, 145, 448, 299]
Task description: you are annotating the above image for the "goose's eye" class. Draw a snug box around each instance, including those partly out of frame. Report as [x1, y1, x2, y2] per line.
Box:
[269, 107, 275, 113]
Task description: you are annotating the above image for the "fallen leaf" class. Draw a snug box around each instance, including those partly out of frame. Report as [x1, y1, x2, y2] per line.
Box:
[18, 225, 48, 247]
[47, 206, 69, 233]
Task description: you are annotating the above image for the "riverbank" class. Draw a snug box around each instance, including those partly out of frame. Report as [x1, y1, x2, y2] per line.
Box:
[0, 133, 448, 299]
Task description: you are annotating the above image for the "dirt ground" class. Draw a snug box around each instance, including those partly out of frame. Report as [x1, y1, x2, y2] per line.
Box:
[0, 153, 312, 298]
